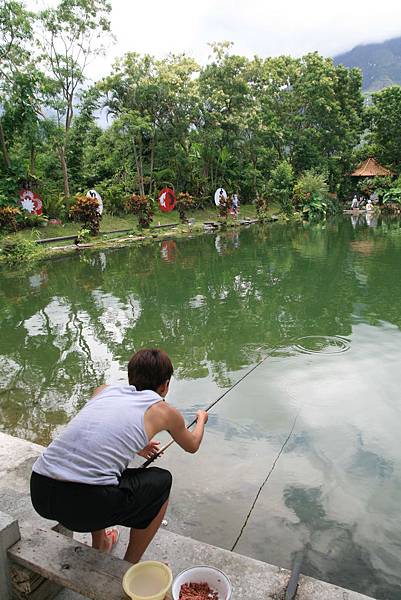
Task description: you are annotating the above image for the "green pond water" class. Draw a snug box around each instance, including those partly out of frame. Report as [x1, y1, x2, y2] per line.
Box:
[1, 215, 401, 599]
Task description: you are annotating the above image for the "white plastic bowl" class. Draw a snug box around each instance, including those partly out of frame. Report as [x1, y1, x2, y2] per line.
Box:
[171, 565, 232, 600]
[122, 561, 173, 600]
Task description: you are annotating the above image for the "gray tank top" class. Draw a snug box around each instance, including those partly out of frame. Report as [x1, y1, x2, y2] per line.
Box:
[33, 385, 162, 485]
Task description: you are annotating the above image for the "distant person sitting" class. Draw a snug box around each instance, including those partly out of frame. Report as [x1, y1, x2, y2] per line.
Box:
[351, 195, 359, 209]
[366, 199, 374, 212]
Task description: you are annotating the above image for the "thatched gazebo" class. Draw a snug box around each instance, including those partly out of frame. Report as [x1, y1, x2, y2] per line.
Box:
[351, 158, 394, 178]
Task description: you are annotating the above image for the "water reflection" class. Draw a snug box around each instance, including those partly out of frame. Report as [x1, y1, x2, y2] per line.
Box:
[283, 486, 401, 600]
[1, 217, 401, 434]
[2, 218, 401, 597]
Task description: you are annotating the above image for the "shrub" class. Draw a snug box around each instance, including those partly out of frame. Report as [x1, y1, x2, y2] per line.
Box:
[0, 236, 44, 265]
[69, 194, 102, 235]
[293, 170, 337, 220]
[19, 214, 49, 229]
[97, 182, 128, 216]
[125, 194, 154, 229]
[217, 193, 231, 220]
[176, 192, 194, 223]
[76, 228, 92, 243]
[380, 174, 401, 206]
[383, 191, 401, 206]
[301, 195, 328, 219]
[0, 206, 22, 231]
[43, 193, 68, 220]
[266, 161, 294, 215]
[254, 196, 268, 218]
[293, 170, 329, 206]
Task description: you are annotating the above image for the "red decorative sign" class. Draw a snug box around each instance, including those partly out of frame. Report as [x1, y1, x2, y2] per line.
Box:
[19, 190, 43, 216]
[160, 239, 177, 262]
[158, 187, 176, 213]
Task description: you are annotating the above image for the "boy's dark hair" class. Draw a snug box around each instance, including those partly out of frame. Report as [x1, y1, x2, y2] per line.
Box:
[128, 348, 173, 391]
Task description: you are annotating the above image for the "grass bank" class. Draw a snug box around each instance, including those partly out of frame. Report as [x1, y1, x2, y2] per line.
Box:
[0, 204, 282, 265]
[13, 205, 259, 242]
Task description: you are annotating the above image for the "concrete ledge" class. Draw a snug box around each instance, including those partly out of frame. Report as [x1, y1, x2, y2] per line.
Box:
[144, 529, 374, 600]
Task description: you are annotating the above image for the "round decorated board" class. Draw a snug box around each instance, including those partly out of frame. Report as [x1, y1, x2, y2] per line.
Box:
[158, 187, 176, 213]
[19, 190, 43, 215]
[214, 187, 227, 206]
[87, 189, 103, 214]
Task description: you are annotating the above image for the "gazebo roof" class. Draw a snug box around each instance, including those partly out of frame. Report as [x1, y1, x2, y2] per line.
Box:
[351, 158, 394, 177]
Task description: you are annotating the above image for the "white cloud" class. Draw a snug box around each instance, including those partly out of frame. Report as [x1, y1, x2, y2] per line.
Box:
[29, 0, 401, 79]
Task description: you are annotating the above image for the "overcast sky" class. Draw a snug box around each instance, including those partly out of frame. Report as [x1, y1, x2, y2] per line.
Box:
[31, 0, 401, 80]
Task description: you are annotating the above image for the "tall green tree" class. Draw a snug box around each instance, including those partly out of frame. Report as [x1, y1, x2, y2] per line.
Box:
[285, 54, 364, 183]
[38, 0, 112, 197]
[368, 85, 401, 172]
[100, 52, 199, 195]
[197, 42, 253, 194]
[0, 0, 33, 171]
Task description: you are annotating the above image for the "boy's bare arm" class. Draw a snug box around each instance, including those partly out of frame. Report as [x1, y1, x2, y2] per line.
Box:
[167, 406, 208, 453]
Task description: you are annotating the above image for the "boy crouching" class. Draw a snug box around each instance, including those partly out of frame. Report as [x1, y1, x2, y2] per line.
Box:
[31, 348, 208, 563]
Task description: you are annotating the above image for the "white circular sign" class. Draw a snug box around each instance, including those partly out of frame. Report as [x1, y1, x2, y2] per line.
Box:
[87, 189, 103, 214]
[214, 187, 227, 206]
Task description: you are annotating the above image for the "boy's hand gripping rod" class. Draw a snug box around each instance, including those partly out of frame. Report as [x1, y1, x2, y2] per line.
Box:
[142, 352, 269, 468]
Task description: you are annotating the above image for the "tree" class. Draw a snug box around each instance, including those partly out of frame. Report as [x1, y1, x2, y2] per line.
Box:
[66, 86, 101, 189]
[197, 43, 253, 195]
[38, 0, 112, 197]
[0, 17, 370, 213]
[368, 86, 401, 172]
[0, 0, 33, 170]
[99, 52, 200, 197]
[285, 54, 364, 185]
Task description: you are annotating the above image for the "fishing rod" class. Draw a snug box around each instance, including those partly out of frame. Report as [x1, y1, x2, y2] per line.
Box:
[142, 350, 270, 468]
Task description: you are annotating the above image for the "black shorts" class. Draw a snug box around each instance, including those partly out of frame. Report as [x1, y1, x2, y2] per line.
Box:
[30, 467, 172, 533]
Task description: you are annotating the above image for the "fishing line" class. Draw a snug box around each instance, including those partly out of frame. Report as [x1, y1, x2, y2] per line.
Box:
[141, 349, 273, 468]
[230, 407, 301, 552]
[230, 376, 323, 552]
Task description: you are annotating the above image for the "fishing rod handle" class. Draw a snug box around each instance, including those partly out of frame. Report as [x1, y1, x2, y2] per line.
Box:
[141, 438, 174, 468]
[141, 416, 198, 468]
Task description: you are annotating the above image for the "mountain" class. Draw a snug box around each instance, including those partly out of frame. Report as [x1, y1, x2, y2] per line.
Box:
[334, 36, 401, 93]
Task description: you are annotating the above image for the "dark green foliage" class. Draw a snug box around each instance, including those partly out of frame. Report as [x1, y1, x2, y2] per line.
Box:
[42, 193, 69, 220]
[266, 161, 294, 215]
[293, 171, 330, 206]
[383, 175, 401, 206]
[0, 3, 395, 215]
[357, 176, 392, 200]
[0, 235, 44, 264]
[368, 86, 401, 172]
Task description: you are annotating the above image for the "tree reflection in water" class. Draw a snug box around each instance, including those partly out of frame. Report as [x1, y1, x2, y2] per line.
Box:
[1, 217, 401, 598]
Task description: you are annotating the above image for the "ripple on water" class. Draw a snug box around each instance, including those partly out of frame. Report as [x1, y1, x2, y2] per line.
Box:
[293, 335, 350, 355]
